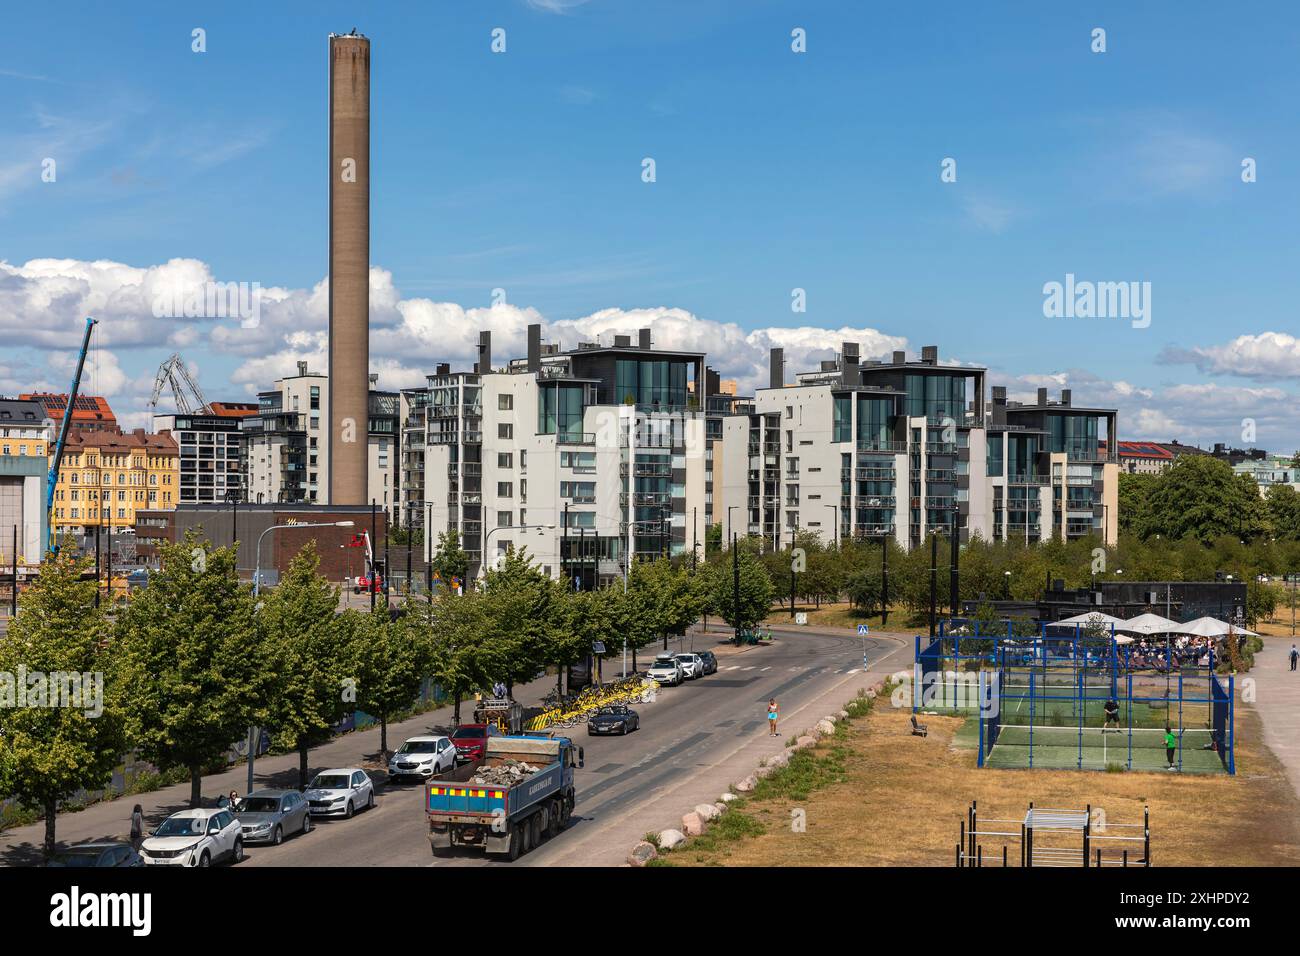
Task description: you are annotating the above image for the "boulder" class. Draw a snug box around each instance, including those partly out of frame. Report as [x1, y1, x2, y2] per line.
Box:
[719, 792, 739, 803]
[867, 689, 877, 700]
[764, 751, 791, 769]
[816, 719, 837, 736]
[839, 709, 850, 719]
[735, 775, 757, 792]
[823, 714, 838, 724]
[627, 841, 658, 867]
[681, 811, 706, 836]
[695, 803, 722, 821]
[658, 828, 686, 850]
[795, 735, 817, 750]
[713, 803, 728, 815]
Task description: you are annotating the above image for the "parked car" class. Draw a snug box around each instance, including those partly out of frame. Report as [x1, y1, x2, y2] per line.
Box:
[450, 723, 500, 764]
[234, 789, 313, 845]
[696, 650, 718, 675]
[353, 573, 384, 594]
[140, 808, 243, 867]
[388, 735, 456, 781]
[47, 842, 142, 868]
[648, 655, 685, 686]
[303, 768, 375, 818]
[587, 704, 640, 736]
[674, 653, 705, 679]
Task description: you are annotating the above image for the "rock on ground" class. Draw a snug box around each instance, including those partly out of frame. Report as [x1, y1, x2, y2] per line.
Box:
[681, 811, 706, 836]
[735, 775, 757, 792]
[628, 841, 658, 866]
[719, 792, 738, 803]
[816, 719, 836, 736]
[795, 735, 817, 750]
[695, 803, 721, 821]
[658, 829, 686, 850]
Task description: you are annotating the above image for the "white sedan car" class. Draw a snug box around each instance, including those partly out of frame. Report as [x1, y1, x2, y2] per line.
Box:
[140, 808, 243, 867]
[674, 653, 705, 679]
[304, 768, 375, 819]
[388, 735, 456, 782]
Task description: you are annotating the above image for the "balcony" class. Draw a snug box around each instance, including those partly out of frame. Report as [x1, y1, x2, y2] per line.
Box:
[858, 439, 907, 454]
[556, 432, 596, 446]
[854, 522, 896, 536]
[1007, 473, 1049, 486]
[855, 467, 895, 480]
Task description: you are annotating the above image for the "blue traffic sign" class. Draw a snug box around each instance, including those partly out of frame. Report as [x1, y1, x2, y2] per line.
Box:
[857, 624, 870, 636]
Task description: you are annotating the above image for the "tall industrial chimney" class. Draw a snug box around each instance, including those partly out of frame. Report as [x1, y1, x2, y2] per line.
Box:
[328, 31, 370, 505]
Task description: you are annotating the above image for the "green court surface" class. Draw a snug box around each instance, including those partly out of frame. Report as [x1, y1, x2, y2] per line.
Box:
[985, 726, 1229, 774]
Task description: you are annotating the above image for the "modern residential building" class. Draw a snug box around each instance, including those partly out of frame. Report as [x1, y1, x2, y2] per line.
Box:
[243, 362, 400, 518]
[0, 398, 52, 565]
[718, 344, 1118, 550]
[153, 402, 258, 505]
[50, 428, 179, 539]
[1233, 455, 1300, 494]
[416, 326, 711, 583]
[20, 393, 117, 434]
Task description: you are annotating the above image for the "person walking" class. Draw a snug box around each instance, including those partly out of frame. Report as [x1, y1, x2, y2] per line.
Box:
[1164, 725, 1177, 771]
[1289, 644, 1298, 672]
[767, 698, 780, 736]
[129, 804, 144, 848]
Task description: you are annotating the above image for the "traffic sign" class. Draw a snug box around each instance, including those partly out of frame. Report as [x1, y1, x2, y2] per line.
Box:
[857, 624, 870, 636]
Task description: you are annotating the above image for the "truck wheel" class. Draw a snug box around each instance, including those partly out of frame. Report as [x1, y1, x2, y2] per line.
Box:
[505, 827, 521, 862]
[520, 818, 533, 854]
[530, 814, 543, 847]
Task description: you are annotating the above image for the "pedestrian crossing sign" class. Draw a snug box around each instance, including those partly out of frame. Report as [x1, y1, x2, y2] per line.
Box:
[857, 624, 870, 636]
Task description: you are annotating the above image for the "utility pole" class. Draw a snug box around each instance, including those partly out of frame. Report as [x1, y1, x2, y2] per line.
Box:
[10, 525, 17, 619]
[370, 499, 377, 613]
[881, 533, 890, 628]
[94, 522, 101, 608]
[383, 505, 391, 610]
[564, 501, 570, 588]
[950, 502, 960, 618]
[929, 532, 937, 638]
[425, 503, 433, 606]
[732, 530, 740, 643]
[692, 506, 697, 571]
[406, 504, 413, 598]
[789, 526, 797, 619]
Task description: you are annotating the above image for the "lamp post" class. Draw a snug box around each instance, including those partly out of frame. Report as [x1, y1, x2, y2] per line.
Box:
[482, 524, 556, 580]
[248, 519, 354, 794]
[825, 504, 838, 549]
[1003, 569, 1012, 600]
[728, 505, 741, 644]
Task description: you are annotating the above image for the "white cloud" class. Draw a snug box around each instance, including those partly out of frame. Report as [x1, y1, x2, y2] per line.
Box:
[1162, 332, 1300, 380]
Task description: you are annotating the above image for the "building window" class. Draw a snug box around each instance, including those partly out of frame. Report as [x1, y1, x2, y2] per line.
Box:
[497, 511, 513, 527]
[498, 482, 513, 498]
[498, 394, 513, 411]
[498, 423, 513, 440]
[498, 452, 513, 469]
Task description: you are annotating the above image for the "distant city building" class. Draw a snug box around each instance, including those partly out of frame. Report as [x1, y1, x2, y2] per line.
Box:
[1233, 455, 1300, 495]
[0, 398, 52, 564]
[50, 428, 179, 539]
[1106, 440, 1175, 475]
[153, 402, 258, 505]
[242, 361, 399, 518]
[20, 393, 117, 434]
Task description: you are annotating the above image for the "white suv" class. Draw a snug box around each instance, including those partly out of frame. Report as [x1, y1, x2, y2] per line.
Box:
[141, 808, 243, 867]
[648, 656, 685, 686]
[388, 736, 456, 782]
[304, 768, 375, 818]
[674, 653, 705, 679]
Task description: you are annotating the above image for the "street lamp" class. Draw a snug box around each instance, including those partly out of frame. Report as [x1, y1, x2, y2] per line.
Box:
[481, 524, 556, 582]
[1003, 569, 1011, 599]
[247, 518, 354, 794]
[825, 504, 838, 549]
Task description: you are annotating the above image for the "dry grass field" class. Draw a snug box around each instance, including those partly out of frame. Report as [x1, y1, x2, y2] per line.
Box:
[662, 699, 1300, 867]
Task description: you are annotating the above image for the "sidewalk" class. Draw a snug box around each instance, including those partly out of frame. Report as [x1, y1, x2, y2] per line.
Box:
[1245, 637, 1300, 801]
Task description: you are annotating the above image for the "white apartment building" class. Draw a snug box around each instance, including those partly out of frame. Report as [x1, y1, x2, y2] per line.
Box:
[244, 361, 400, 517]
[419, 326, 712, 583]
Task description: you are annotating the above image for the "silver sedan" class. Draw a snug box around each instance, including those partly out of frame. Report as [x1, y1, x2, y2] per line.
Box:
[234, 789, 313, 846]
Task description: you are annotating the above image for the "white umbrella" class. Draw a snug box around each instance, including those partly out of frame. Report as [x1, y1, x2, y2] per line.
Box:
[1120, 612, 1177, 635]
[1050, 611, 1128, 628]
[1151, 616, 1257, 638]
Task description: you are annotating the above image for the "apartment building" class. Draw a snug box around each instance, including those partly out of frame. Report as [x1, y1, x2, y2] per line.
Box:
[243, 362, 400, 518]
[720, 344, 1118, 550]
[1233, 455, 1300, 494]
[153, 402, 258, 504]
[20, 393, 117, 434]
[0, 398, 52, 563]
[50, 428, 179, 537]
[417, 326, 712, 583]
[1109, 440, 1175, 475]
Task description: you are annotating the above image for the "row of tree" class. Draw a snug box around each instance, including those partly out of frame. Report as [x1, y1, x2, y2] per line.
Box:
[0, 530, 776, 856]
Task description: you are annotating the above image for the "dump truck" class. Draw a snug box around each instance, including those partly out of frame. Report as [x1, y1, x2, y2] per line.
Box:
[426, 734, 583, 860]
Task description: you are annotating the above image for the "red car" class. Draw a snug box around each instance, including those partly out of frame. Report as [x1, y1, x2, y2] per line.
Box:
[450, 723, 500, 764]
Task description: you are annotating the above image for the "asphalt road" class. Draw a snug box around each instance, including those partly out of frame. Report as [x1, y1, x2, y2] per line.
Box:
[237, 625, 901, 868]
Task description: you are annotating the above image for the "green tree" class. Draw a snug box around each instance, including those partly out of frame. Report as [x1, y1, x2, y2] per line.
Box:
[1266, 484, 1300, 540]
[429, 590, 489, 723]
[430, 530, 470, 590]
[258, 542, 350, 788]
[710, 546, 774, 632]
[0, 554, 125, 857]
[115, 532, 267, 807]
[1144, 456, 1266, 542]
[343, 607, 434, 754]
[480, 547, 568, 692]
[705, 523, 723, 557]
[1117, 472, 1157, 537]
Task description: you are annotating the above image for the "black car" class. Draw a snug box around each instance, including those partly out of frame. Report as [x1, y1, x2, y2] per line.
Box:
[696, 650, 718, 675]
[587, 704, 640, 736]
[47, 842, 143, 868]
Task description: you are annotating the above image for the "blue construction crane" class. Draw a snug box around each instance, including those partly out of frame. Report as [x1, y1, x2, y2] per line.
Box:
[47, 316, 97, 553]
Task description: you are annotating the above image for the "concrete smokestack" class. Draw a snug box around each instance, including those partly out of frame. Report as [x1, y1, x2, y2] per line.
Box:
[328, 31, 370, 505]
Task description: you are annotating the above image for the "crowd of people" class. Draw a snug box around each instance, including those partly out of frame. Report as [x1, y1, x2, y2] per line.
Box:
[1123, 635, 1216, 671]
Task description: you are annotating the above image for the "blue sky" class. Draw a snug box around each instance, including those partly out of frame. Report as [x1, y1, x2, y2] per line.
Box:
[1, 0, 1297, 450]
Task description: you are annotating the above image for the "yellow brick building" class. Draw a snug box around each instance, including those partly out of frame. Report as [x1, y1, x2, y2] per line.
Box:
[50, 428, 179, 535]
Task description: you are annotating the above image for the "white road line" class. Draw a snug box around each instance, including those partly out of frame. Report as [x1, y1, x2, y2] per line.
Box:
[725, 666, 741, 671]
[761, 666, 772, 671]
[741, 666, 756, 671]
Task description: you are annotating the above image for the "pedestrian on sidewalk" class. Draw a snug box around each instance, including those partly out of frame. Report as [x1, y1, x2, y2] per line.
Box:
[129, 804, 144, 848]
[767, 698, 780, 736]
[1289, 644, 1298, 672]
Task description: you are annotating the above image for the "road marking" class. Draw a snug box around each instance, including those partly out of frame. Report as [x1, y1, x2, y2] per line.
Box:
[761, 666, 771, 671]
[741, 666, 756, 671]
[725, 666, 741, 671]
